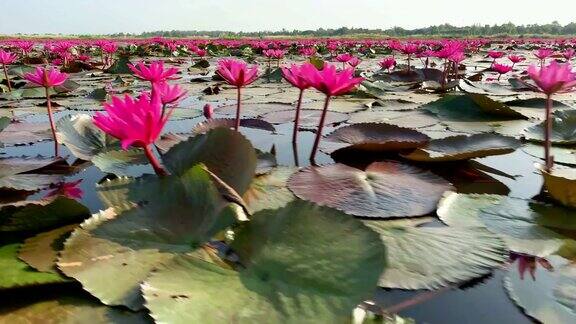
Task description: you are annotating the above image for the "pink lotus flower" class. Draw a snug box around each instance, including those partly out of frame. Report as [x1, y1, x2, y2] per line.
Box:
[282, 63, 314, 143]
[487, 50, 505, 59]
[336, 53, 353, 63]
[24, 66, 69, 157]
[45, 179, 84, 200]
[195, 49, 207, 57]
[94, 92, 169, 175]
[302, 63, 364, 97]
[534, 48, 554, 61]
[299, 47, 317, 57]
[400, 43, 420, 55]
[348, 57, 361, 68]
[216, 58, 259, 88]
[24, 66, 68, 87]
[300, 63, 364, 162]
[0, 50, 17, 92]
[527, 62, 576, 172]
[216, 59, 259, 130]
[492, 63, 513, 80]
[508, 54, 525, 64]
[563, 48, 575, 61]
[0, 49, 17, 65]
[378, 57, 396, 72]
[155, 82, 187, 106]
[129, 60, 179, 83]
[527, 62, 576, 95]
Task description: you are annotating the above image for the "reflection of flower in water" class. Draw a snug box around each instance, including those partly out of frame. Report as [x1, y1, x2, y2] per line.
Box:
[45, 179, 84, 200]
[509, 253, 554, 280]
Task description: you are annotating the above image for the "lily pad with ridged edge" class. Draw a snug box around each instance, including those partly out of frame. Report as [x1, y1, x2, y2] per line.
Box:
[56, 114, 122, 161]
[243, 167, 297, 214]
[142, 200, 386, 323]
[505, 256, 576, 324]
[522, 144, 576, 166]
[365, 221, 506, 290]
[262, 109, 349, 127]
[401, 133, 521, 162]
[479, 197, 576, 257]
[0, 294, 151, 323]
[192, 118, 276, 134]
[58, 165, 237, 310]
[523, 110, 576, 145]
[0, 196, 89, 233]
[468, 94, 528, 119]
[424, 94, 522, 123]
[0, 243, 67, 289]
[162, 128, 257, 195]
[437, 191, 508, 228]
[19, 224, 77, 273]
[92, 149, 150, 176]
[320, 123, 430, 155]
[0, 157, 64, 192]
[542, 167, 576, 208]
[288, 162, 453, 218]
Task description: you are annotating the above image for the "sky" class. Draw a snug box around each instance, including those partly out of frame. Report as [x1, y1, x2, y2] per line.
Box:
[0, 0, 574, 35]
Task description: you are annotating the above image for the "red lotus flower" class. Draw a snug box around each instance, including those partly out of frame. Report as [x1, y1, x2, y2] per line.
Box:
[216, 58, 259, 88]
[487, 50, 505, 59]
[282, 63, 315, 143]
[508, 54, 525, 64]
[299, 47, 317, 57]
[336, 53, 353, 63]
[492, 63, 513, 80]
[155, 82, 187, 106]
[527, 61, 576, 172]
[534, 48, 554, 60]
[348, 57, 361, 68]
[216, 59, 259, 130]
[301, 63, 364, 162]
[45, 179, 84, 200]
[94, 91, 169, 175]
[378, 57, 396, 72]
[24, 66, 68, 87]
[563, 48, 575, 61]
[129, 60, 179, 83]
[0, 49, 17, 65]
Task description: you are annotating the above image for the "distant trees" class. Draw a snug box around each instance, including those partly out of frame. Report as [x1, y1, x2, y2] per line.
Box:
[108, 22, 576, 38]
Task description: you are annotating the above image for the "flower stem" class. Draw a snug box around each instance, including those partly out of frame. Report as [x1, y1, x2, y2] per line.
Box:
[235, 87, 242, 131]
[544, 95, 554, 172]
[2, 64, 11, 92]
[45, 87, 59, 157]
[144, 144, 168, 176]
[309, 95, 331, 165]
[292, 89, 304, 144]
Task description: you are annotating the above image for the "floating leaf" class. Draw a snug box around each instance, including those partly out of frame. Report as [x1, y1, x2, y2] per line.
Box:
[261, 109, 348, 127]
[0, 122, 52, 146]
[192, 118, 276, 134]
[505, 256, 576, 324]
[243, 167, 297, 214]
[142, 200, 386, 323]
[0, 196, 89, 233]
[366, 222, 506, 290]
[321, 123, 430, 154]
[437, 191, 507, 228]
[288, 162, 453, 218]
[522, 143, 576, 166]
[92, 149, 150, 176]
[0, 157, 64, 192]
[542, 167, 576, 208]
[56, 114, 120, 161]
[402, 133, 521, 162]
[58, 165, 236, 310]
[19, 224, 77, 273]
[524, 110, 576, 145]
[0, 243, 66, 289]
[163, 128, 257, 195]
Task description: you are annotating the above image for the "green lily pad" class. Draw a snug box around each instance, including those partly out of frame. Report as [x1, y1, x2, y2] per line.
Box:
[92, 149, 150, 176]
[321, 123, 430, 155]
[163, 128, 257, 195]
[262, 109, 349, 127]
[56, 114, 121, 161]
[366, 221, 506, 290]
[288, 162, 453, 218]
[0, 116, 9, 133]
[0, 157, 64, 192]
[0, 196, 89, 233]
[402, 134, 521, 162]
[542, 167, 576, 208]
[58, 165, 237, 310]
[0, 243, 66, 289]
[243, 167, 297, 214]
[19, 224, 77, 273]
[522, 143, 576, 166]
[505, 256, 576, 324]
[142, 200, 386, 323]
[524, 110, 576, 145]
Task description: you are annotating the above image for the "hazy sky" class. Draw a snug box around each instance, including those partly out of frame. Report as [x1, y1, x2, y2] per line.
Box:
[0, 0, 574, 35]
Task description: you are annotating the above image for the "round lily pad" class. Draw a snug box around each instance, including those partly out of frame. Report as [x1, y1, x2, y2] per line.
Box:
[542, 167, 576, 208]
[192, 118, 276, 133]
[523, 110, 576, 145]
[243, 167, 297, 214]
[142, 200, 386, 323]
[261, 109, 349, 127]
[321, 123, 430, 154]
[288, 162, 453, 218]
[402, 133, 521, 162]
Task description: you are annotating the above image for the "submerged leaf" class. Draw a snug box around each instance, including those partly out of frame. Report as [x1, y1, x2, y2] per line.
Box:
[0, 243, 66, 289]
